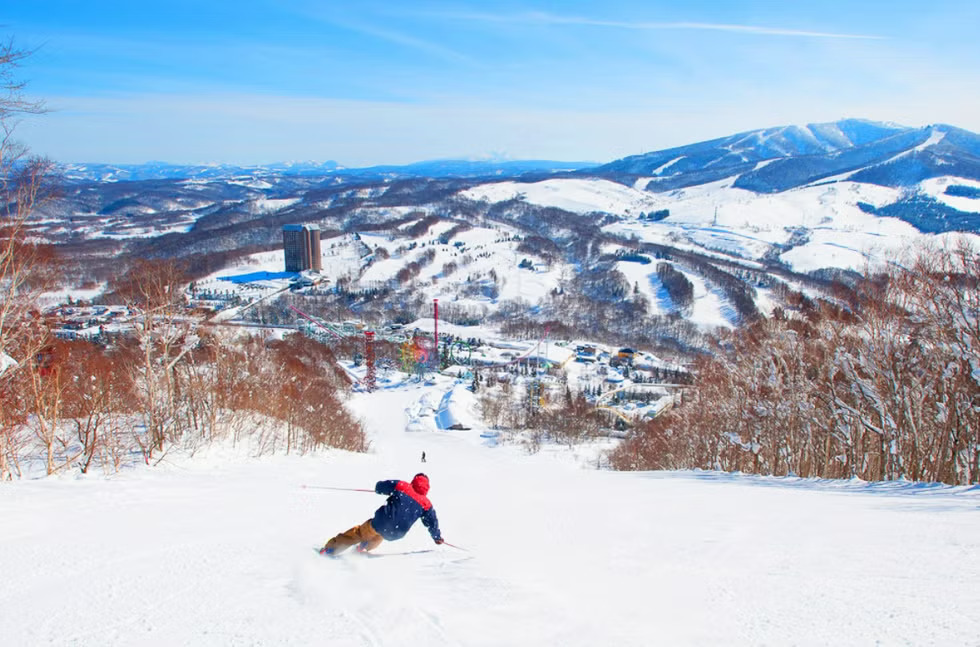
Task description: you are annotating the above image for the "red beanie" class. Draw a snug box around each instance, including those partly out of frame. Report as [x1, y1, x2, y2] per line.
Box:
[411, 473, 430, 495]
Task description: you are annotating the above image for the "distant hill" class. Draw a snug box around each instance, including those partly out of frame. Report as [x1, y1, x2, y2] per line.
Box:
[591, 119, 980, 195]
[59, 158, 593, 183]
[59, 160, 342, 182]
[29, 117, 980, 339]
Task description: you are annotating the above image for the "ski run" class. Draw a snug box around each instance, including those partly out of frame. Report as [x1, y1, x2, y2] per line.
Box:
[2, 372, 978, 646]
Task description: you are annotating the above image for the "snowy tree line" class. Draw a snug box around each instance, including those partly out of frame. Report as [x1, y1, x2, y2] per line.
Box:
[477, 374, 606, 451]
[1, 257, 366, 480]
[610, 243, 980, 485]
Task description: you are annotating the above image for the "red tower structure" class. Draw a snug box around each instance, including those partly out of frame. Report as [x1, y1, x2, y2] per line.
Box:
[364, 331, 376, 391]
[433, 298, 439, 370]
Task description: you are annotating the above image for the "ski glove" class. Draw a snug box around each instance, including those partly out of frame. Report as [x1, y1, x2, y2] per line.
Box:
[434, 538, 444, 545]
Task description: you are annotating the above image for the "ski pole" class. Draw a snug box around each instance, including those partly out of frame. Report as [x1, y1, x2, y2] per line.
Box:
[301, 485, 374, 493]
[441, 541, 468, 551]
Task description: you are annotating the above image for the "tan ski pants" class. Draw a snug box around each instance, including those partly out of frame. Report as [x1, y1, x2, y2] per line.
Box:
[323, 519, 383, 554]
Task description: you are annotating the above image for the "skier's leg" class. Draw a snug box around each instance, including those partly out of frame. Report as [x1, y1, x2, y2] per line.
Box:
[323, 519, 373, 554]
[355, 520, 384, 552]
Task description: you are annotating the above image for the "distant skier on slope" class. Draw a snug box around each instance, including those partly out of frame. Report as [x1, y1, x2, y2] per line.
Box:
[320, 473, 443, 556]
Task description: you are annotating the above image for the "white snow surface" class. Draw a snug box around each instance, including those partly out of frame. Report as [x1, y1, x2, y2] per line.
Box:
[358, 224, 566, 308]
[2, 375, 979, 646]
[920, 176, 980, 213]
[461, 178, 662, 216]
[460, 177, 980, 273]
[0, 351, 16, 376]
[613, 260, 735, 328]
[251, 197, 301, 214]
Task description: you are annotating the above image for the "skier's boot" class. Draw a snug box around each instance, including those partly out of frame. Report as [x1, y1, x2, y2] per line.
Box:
[319, 546, 336, 558]
[355, 542, 369, 554]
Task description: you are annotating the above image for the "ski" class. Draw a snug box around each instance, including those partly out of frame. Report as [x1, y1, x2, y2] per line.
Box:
[360, 549, 436, 558]
[314, 546, 436, 559]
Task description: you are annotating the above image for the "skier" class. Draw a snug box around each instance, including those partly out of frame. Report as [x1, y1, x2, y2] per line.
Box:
[320, 473, 443, 556]
[421, 451, 426, 463]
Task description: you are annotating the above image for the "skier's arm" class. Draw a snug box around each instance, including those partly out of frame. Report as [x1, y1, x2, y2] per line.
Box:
[421, 507, 443, 543]
[375, 480, 398, 495]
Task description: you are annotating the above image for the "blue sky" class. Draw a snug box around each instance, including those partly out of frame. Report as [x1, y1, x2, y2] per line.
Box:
[6, 0, 980, 166]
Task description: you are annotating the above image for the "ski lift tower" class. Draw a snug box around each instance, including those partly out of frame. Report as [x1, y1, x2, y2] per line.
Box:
[364, 331, 376, 391]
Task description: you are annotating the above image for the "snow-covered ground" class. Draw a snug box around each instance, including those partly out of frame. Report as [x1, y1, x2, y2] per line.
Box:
[919, 176, 980, 213]
[461, 178, 662, 217]
[613, 259, 736, 329]
[601, 179, 928, 274]
[250, 197, 301, 214]
[360, 224, 565, 303]
[192, 221, 568, 323]
[2, 374, 978, 646]
[615, 260, 671, 316]
[461, 176, 980, 274]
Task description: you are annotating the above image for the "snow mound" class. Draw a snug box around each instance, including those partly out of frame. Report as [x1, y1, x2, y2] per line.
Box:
[434, 384, 480, 430]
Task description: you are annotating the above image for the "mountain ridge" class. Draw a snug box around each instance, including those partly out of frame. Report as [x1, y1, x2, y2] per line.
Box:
[592, 119, 980, 195]
[57, 119, 980, 198]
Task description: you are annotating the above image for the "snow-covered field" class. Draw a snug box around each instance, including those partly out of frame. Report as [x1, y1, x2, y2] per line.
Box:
[919, 176, 980, 212]
[597, 178, 927, 274]
[461, 176, 980, 274]
[3, 374, 978, 646]
[613, 258, 738, 328]
[359, 224, 566, 307]
[461, 178, 662, 217]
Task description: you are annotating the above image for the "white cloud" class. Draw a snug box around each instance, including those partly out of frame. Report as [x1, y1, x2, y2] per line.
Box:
[427, 10, 884, 40]
[321, 16, 480, 66]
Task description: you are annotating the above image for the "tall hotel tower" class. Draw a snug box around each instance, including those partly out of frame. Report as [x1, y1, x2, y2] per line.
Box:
[282, 224, 322, 272]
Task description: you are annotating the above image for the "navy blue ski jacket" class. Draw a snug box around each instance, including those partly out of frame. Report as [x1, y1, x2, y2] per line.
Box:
[371, 478, 442, 542]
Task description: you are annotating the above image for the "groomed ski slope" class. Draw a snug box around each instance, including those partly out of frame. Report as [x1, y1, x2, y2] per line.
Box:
[2, 375, 979, 646]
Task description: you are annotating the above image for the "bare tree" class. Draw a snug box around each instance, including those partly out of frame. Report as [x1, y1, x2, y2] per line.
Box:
[0, 39, 50, 365]
[611, 242, 980, 485]
[58, 340, 137, 474]
[0, 39, 53, 479]
[111, 259, 193, 459]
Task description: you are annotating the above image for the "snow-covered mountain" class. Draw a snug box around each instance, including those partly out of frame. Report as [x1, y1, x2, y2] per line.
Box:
[457, 124, 979, 277]
[593, 119, 980, 194]
[585, 120, 980, 235]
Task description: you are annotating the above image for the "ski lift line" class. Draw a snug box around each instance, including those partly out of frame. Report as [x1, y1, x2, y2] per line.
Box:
[595, 384, 635, 407]
[290, 306, 409, 345]
[651, 399, 674, 419]
[289, 305, 345, 339]
[472, 326, 553, 371]
[595, 405, 633, 424]
[595, 383, 693, 406]
[233, 284, 292, 317]
[289, 306, 380, 390]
